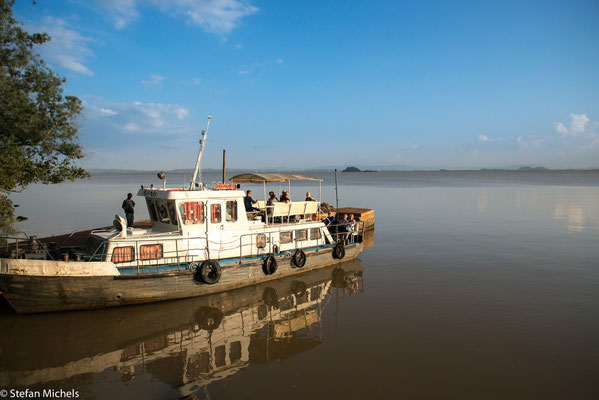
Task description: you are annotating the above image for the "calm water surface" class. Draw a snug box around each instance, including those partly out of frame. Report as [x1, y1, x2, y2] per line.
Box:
[2, 171, 599, 399]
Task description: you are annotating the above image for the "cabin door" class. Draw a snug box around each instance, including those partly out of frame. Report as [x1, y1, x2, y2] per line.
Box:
[206, 200, 225, 258]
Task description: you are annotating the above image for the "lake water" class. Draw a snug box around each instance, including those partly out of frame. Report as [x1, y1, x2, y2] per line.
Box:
[2, 171, 599, 399]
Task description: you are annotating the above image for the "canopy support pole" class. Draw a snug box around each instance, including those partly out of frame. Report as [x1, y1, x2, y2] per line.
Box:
[335, 169, 339, 211]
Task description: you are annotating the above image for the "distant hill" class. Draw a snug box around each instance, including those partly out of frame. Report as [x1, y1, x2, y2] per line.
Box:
[518, 166, 549, 171]
[342, 166, 362, 172]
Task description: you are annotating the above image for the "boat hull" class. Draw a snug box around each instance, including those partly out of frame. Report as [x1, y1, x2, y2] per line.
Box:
[0, 243, 362, 313]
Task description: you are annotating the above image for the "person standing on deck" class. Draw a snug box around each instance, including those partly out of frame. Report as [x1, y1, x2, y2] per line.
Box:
[122, 193, 135, 227]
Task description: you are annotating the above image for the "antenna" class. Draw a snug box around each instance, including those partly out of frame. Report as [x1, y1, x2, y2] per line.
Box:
[190, 115, 212, 190]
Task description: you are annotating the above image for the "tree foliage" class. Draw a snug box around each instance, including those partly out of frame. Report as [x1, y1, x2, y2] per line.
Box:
[0, 0, 89, 232]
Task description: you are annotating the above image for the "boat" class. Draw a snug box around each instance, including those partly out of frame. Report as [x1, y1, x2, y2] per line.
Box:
[0, 116, 365, 313]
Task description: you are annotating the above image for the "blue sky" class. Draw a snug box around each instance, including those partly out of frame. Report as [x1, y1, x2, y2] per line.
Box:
[14, 0, 599, 170]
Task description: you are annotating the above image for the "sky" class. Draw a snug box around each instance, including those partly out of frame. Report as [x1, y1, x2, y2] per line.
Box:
[12, 0, 599, 170]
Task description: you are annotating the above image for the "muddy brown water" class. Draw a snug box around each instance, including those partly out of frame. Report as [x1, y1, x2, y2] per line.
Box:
[1, 171, 598, 399]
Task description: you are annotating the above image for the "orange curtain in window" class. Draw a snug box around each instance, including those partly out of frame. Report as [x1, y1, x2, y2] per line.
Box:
[184, 202, 203, 224]
[211, 204, 221, 223]
[140, 244, 163, 260]
[112, 247, 134, 263]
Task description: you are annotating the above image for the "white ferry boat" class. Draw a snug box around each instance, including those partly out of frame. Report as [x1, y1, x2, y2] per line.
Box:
[0, 117, 365, 313]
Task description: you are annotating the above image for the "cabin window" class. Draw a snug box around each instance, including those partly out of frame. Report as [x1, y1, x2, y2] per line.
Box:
[180, 202, 204, 225]
[280, 231, 292, 244]
[256, 233, 266, 248]
[167, 201, 178, 225]
[310, 228, 321, 240]
[215, 345, 226, 367]
[295, 229, 307, 241]
[140, 244, 163, 260]
[211, 203, 222, 223]
[86, 236, 106, 256]
[226, 200, 238, 222]
[112, 246, 135, 263]
[230, 341, 242, 363]
[157, 202, 170, 224]
[147, 199, 158, 222]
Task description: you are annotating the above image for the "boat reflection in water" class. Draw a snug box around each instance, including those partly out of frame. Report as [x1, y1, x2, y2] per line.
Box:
[0, 259, 364, 398]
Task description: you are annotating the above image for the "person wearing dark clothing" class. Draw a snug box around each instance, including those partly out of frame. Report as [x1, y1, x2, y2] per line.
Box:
[244, 190, 259, 212]
[280, 191, 290, 203]
[122, 193, 135, 227]
[323, 211, 336, 226]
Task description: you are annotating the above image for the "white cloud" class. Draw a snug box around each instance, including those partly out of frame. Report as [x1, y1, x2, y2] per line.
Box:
[176, 107, 190, 119]
[554, 121, 569, 136]
[99, 0, 138, 29]
[276, 58, 284, 64]
[236, 62, 262, 75]
[100, 0, 258, 34]
[570, 113, 589, 134]
[554, 113, 590, 137]
[27, 17, 94, 76]
[141, 74, 165, 85]
[181, 78, 202, 86]
[516, 136, 528, 148]
[478, 134, 492, 143]
[99, 108, 117, 116]
[124, 122, 140, 132]
[87, 100, 193, 135]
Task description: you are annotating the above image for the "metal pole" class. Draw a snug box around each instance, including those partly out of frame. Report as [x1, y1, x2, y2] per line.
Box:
[263, 181, 267, 225]
[318, 181, 322, 212]
[190, 115, 212, 190]
[222, 149, 226, 184]
[334, 169, 339, 211]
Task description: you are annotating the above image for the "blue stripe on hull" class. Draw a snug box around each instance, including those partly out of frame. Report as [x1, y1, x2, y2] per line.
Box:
[116, 244, 336, 275]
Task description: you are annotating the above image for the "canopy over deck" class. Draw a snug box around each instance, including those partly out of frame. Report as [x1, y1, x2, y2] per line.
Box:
[230, 173, 322, 183]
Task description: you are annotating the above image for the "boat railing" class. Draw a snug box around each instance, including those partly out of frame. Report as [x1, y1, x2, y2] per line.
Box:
[251, 201, 320, 224]
[0, 234, 55, 260]
[328, 220, 365, 245]
[236, 228, 326, 264]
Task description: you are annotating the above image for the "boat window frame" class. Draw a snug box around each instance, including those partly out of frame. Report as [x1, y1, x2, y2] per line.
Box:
[256, 233, 266, 248]
[180, 201, 204, 225]
[310, 228, 321, 240]
[295, 229, 308, 242]
[226, 200, 238, 222]
[280, 231, 292, 244]
[112, 246, 135, 263]
[157, 201, 171, 224]
[211, 203, 222, 224]
[139, 244, 163, 260]
[146, 198, 159, 222]
[167, 201, 178, 226]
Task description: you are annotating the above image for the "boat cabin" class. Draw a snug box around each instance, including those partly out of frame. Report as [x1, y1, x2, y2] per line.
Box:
[84, 173, 352, 273]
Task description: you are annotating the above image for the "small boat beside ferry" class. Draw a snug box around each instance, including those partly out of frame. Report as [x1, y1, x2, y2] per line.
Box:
[0, 116, 365, 313]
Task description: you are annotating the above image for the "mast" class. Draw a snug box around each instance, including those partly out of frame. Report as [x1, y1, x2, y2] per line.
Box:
[190, 115, 212, 190]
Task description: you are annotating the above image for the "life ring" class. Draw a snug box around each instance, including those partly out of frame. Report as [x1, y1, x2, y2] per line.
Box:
[262, 255, 277, 275]
[262, 287, 280, 308]
[333, 243, 345, 259]
[159, 204, 169, 220]
[291, 280, 307, 297]
[292, 249, 306, 268]
[194, 306, 223, 331]
[197, 260, 221, 284]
